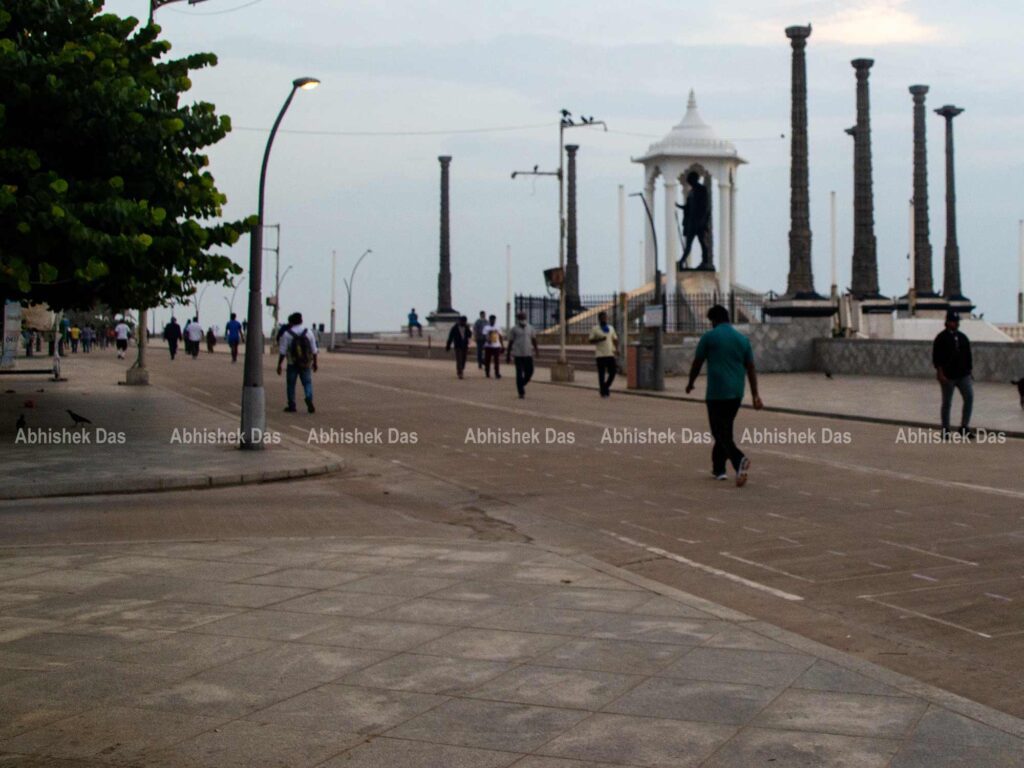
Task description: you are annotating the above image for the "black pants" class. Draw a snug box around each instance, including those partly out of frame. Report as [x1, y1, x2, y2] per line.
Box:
[484, 348, 501, 377]
[230, 341, 239, 362]
[454, 346, 467, 376]
[514, 356, 534, 396]
[168, 340, 178, 359]
[475, 340, 485, 368]
[706, 398, 745, 475]
[596, 356, 616, 396]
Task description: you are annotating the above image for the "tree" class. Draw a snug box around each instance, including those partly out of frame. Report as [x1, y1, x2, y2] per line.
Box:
[0, 0, 248, 312]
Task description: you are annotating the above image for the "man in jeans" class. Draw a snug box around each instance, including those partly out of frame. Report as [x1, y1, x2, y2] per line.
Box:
[472, 311, 488, 370]
[277, 312, 319, 413]
[932, 310, 973, 439]
[506, 312, 539, 399]
[445, 316, 473, 379]
[588, 310, 619, 397]
[686, 305, 763, 486]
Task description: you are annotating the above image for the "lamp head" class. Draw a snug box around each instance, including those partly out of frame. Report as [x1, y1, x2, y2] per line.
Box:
[293, 77, 321, 91]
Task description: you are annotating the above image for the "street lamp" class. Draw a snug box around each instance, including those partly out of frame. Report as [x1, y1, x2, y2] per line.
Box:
[148, 0, 210, 25]
[240, 76, 320, 450]
[341, 248, 373, 342]
[227, 275, 246, 317]
[630, 191, 663, 391]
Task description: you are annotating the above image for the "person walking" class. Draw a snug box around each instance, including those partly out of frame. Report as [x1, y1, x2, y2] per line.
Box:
[481, 314, 503, 379]
[113, 318, 131, 360]
[445, 316, 473, 379]
[205, 327, 217, 354]
[277, 311, 318, 413]
[82, 326, 95, 353]
[933, 309, 973, 439]
[162, 317, 182, 360]
[472, 311, 488, 370]
[685, 305, 763, 486]
[407, 308, 423, 338]
[506, 312, 539, 398]
[588, 310, 619, 398]
[184, 317, 203, 359]
[69, 325, 81, 353]
[225, 313, 244, 363]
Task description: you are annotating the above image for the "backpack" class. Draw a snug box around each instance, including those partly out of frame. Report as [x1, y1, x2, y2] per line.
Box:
[286, 328, 313, 368]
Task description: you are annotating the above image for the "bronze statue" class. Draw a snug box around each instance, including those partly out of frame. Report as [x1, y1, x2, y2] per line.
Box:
[677, 171, 711, 270]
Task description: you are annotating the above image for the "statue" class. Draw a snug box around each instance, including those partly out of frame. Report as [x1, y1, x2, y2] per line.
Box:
[676, 171, 711, 270]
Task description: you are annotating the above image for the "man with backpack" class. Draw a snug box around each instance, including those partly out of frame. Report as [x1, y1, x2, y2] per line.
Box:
[277, 311, 318, 413]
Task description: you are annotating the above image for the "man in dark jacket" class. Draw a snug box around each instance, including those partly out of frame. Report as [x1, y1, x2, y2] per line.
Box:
[932, 310, 973, 438]
[676, 171, 711, 270]
[163, 318, 182, 360]
[446, 316, 473, 379]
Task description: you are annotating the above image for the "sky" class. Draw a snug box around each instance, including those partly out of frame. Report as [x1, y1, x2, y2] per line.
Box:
[104, 0, 1024, 331]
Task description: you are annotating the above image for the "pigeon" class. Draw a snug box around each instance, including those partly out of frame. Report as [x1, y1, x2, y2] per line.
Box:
[67, 409, 92, 426]
[16, 414, 26, 430]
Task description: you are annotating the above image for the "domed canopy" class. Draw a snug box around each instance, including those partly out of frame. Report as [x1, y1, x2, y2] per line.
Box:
[633, 90, 745, 164]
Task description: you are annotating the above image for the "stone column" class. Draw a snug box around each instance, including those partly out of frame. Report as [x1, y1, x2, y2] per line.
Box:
[565, 144, 581, 312]
[728, 171, 737, 288]
[718, 178, 732, 296]
[910, 85, 936, 297]
[850, 59, 880, 299]
[435, 156, 455, 315]
[664, 177, 679, 295]
[784, 25, 817, 298]
[935, 105, 968, 302]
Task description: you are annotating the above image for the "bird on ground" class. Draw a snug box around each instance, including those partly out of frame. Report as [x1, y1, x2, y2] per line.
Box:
[16, 414, 26, 430]
[67, 409, 92, 426]
[824, 370, 833, 379]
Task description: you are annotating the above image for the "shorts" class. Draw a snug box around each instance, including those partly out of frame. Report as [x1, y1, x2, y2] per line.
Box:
[116, 339, 128, 351]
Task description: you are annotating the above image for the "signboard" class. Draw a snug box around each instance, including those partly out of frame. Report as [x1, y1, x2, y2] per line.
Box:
[643, 304, 663, 328]
[2, 302, 22, 369]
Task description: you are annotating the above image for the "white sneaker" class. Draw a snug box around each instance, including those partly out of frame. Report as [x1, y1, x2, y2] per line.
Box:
[736, 457, 751, 487]
[712, 472, 728, 481]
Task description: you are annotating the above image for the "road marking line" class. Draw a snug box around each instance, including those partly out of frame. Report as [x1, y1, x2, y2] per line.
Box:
[580, 483, 593, 489]
[604, 489, 616, 496]
[984, 593, 1012, 602]
[706, 517, 727, 525]
[225, 402, 241, 410]
[798, 491, 813, 497]
[952, 522, 971, 529]
[912, 573, 938, 582]
[893, 509, 911, 516]
[190, 387, 212, 396]
[643, 500, 657, 507]
[827, 550, 847, 557]
[602, 531, 803, 601]
[289, 426, 306, 433]
[878, 540, 978, 566]
[867, 562, 892, 570]
[601, 474, 623, 481]
[743, 526, 764, 533]
[859, 596, 992, 639]
[672, 508, 690, 516]
[778, 536, 801, 545]
[620, 521, 698, 544]
[719, 552, 815, 583]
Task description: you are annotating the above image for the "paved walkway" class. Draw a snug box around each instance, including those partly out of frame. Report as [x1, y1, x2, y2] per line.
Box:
[0, 355, 339, 500]
[558, 369, 1024, 437]
[0, 536, 1022, 767]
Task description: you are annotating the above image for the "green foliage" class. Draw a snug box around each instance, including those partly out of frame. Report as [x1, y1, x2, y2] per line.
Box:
[0, 0, 247, 310]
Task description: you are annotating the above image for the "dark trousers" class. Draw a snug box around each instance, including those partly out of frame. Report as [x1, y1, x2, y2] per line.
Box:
[475, 340, 485, 368]
[454, 346, 467, 377]
[940, 375, 974, 430]
[514, 356, 534, 396]
[706, 398, 745, 475]
[596, 356, 617, 396]
[229, 341, 239, 362]
[484, 348, 501, 377]
[168, 340, 178, 359]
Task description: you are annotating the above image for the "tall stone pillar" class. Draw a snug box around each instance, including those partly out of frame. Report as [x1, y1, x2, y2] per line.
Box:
[428, 155, 459, 325]
[767, 24, 831, 318]
[850, 59, 880, 299]
[565, 144, 581, 312]
[935, 105, 970, 307]
[910, 85, 936, 297]
[718, 178, 732, 296]
[784, 25, 817, 299]
[643, 176, 656, 284]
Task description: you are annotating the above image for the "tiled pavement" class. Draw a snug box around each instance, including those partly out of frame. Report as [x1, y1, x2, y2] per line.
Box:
[1, 537, 1022, 767]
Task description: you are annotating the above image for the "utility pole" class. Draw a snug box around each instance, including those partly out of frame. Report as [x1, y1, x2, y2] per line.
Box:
[264, 223, 281, 348]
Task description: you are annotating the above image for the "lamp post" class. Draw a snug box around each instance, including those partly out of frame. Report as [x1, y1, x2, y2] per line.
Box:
[148, 0, 210, 25]
[630, 191, 663, 391]
[227, 275, 246, 317]
[240, 76, 320, 450]
[343, 249, 373, 341]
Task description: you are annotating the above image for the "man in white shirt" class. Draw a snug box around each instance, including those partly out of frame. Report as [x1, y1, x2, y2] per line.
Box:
[277, 312, 319, 413]
[588, 311, 619, 398]
[113, 319, 131, 359]
[184, 317, 204, 359]
[481, 314, 503, 379]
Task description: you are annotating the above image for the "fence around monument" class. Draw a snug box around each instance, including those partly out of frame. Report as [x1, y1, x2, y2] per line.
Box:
[515, 288, 766, 335]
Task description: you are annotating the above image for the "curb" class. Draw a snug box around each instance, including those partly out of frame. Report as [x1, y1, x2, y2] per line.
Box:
[0, 461, 342, 502]
[540, 379, 1024, 440]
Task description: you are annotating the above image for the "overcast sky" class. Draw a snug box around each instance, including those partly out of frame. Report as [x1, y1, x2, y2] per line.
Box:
[105, 0, 1024, 331]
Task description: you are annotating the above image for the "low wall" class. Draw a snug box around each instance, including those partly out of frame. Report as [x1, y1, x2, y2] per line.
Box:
[814, 338, 1024, 382]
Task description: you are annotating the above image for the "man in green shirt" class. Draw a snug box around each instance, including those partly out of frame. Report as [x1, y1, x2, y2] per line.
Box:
[686, 305, 763, 486]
